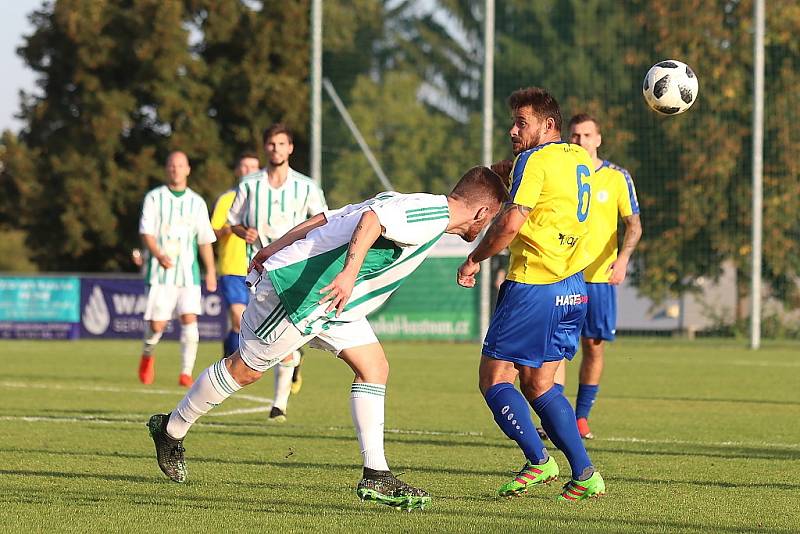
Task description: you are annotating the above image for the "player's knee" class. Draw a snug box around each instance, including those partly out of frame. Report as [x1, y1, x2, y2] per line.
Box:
[279, 350, 301, 368]
[180, 322, 199, 343]
[144, 324, 163, 345]
[226, 354, 262, 386]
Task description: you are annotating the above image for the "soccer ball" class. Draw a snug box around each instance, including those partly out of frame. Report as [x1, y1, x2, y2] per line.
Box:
[642, 60, 698, 115]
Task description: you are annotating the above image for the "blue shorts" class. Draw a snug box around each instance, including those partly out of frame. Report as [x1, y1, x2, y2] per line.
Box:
[219, 275, 249, 306]
[483, 273, 588, 368]
[581, 282, 617, 341]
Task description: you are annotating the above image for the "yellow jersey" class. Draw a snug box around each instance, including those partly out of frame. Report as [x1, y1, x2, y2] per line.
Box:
[506, 141, 603, 284]
[211, 189, 248, 276]
[582, 161, 640, 282]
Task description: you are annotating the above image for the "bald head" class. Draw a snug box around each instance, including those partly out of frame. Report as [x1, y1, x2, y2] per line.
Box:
[165, 151, 191, 189]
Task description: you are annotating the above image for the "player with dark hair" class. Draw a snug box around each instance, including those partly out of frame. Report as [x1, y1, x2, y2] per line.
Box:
[458, 87, 606, 501]
[147, 165, 508, 510]
[557, 113, 642, 439]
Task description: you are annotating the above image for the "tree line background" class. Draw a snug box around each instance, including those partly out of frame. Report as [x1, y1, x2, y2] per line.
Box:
[0, 0, 798, 325]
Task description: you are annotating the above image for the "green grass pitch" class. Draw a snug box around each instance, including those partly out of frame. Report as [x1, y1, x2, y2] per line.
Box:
[1, 338, 798, 533]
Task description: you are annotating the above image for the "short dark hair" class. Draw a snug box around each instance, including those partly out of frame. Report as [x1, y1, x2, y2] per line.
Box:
[508, 87, 562, 132]
[489, 160, 514, 190]
[450, 166, 509, 207]
[568, 113, 601, 133]
[237, 151, 260, 164]
[262, 123, 293, 145]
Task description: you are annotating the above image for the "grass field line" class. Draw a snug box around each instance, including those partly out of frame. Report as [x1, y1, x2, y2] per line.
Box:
[0, 380, 271, 405]
[1, 414, 798, 450]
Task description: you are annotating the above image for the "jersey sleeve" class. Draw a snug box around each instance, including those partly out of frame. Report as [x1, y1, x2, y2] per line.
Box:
[370, 194, 449, 246]
[210, 191, 234, 230]
[508, 152, 545, 208]
[226, 184, 248, 227]
[616, 168, 640, 217]
[138, 191, 158, 236]
[196, 199, 217, 246]
[306, 183, 328, 217]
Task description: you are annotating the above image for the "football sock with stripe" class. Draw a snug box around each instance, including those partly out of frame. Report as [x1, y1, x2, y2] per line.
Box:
[179, 322, 199, 376]
[484, 382, 549, 464]
[350, 382, 390, 471]
[223, 330, 240, 357]
[273, 361, 294, 412]
[575, 384, 599, 419]
[167, 359, 242, 439]
[533, 386, 594, 481]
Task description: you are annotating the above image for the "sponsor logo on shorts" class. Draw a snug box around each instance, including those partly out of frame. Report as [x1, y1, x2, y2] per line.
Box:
[554, 294, 589, 306]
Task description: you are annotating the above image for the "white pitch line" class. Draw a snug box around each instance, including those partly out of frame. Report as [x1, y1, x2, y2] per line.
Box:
[0, 380, 271, 405]
[207, 406, 272, 417]
[0, 414, 797, 450]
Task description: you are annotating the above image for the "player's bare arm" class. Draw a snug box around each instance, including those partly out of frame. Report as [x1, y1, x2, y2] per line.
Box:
[319, 210, 383, 316]
[231, 224, 260, 244]
[140, 233, 173, 269]
[608, 213, 642, 285]
[457, 203, 530, 288]
[213, 225, 232, 239]
[249, 212, 328, 273]
[198, 243, 217, 293]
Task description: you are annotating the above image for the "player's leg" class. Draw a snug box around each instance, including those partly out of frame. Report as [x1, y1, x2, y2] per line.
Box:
[139, 284, 177, 384]
[574, 282, 616, 439]
[269, 350, 300, 422]
[177, 314, 199, 387]
[220, 275, 248, 357]
[291, 348, 305, 395]
[317, 320, 429, 510]
[480, 280, 559, 496]
[225, 303, 246, 355]
[148, 280, 307, 482]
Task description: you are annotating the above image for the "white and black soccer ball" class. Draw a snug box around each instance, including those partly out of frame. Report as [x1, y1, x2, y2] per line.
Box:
[642, 60, 698, 115]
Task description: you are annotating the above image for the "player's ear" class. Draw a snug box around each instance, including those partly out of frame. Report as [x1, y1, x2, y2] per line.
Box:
[288, 143, 294, 156]
[597, 133, 602, 149]
[474, 205, 489, 221]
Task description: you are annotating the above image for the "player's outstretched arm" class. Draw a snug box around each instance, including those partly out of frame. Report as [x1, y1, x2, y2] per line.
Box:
[250, 213, 328, 273]
[457, 203, 529, 288]
[608, 213, 642, 285]
[319, 210, 382, 316]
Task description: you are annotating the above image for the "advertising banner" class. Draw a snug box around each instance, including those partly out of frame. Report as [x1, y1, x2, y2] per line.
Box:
[368, 257, 479, 341]
[0, 276, 80, 339]
[80, 277, 226, 340]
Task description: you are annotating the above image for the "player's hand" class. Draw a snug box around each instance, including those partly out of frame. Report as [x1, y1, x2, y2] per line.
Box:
[243, 227, 260, 244]
[318, 271, 357, 317]
[457, 258, 481, 288]
[155, 252, 173, 269]
[607, 257, 629, 285]
[205, 272, 218, 293]
[248, 245, 276, 274]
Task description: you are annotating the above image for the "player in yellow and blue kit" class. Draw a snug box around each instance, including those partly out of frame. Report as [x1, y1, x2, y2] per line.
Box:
[555, 113, 642, 439]
[211, 152, 261, 357]
[458, 88, 606, 501]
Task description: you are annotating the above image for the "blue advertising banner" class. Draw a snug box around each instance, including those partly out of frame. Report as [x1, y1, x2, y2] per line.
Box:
[0, 276, 81, 339]
[80, 277, 226, 340]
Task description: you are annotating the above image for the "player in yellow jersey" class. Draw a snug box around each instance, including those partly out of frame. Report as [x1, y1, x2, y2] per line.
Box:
[458, 87, 605, 501]
[211, 152, 261, 357]
[555, 113, 642, 440]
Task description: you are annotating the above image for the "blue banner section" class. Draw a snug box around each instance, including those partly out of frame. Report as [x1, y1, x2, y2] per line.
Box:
[0, 277, 80, 322]
[80, 277, 226, 340]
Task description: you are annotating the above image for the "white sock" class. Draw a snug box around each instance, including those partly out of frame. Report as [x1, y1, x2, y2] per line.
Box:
[273, 361, 294, 412]
[350, 382, 389, 471]
[166, 359, 241, 439]
[142, 324, 163, 356]
[179, 322, 199, 375]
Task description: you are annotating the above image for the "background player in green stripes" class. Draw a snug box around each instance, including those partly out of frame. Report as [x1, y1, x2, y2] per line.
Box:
[137, 151, 217, 387]
[228, 123, 328, 422]
[147, 166, 508, 510]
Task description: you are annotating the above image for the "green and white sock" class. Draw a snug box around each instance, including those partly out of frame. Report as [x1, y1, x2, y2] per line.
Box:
[350, 382, 389, 472]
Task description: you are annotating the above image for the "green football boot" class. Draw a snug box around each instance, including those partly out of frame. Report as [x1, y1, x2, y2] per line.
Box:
[558, 471, 606, 501]
[498, 456, 559, 497]
[147, 413, 187, 483]
[356, 468, 431, 511]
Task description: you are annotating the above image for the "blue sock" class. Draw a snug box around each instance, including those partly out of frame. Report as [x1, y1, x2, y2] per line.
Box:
[223, 330, 240, 356]
[575, 384, 599, 419]
[554, 383, 565, 394]
[532, 386, 593, 480]
[484, 383, 548, 464]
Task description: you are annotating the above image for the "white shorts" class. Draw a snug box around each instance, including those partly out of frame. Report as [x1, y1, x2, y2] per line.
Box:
[238, 278, 378, 372]
[144, 284, 202, 321]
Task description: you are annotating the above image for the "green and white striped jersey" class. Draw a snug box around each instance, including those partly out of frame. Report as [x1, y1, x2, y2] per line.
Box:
[227, 168, 327, 262]
[264, 191, 450, 335]
[139, 185, 216, 287]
